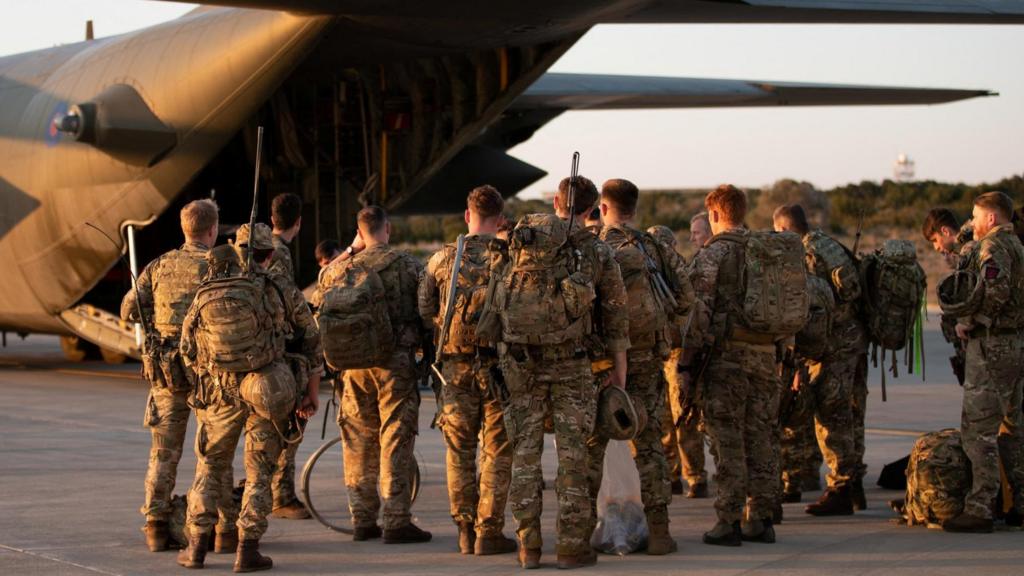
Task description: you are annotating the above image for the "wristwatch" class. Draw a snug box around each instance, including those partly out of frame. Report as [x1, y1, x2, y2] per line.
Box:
[344, 245, 356, 256]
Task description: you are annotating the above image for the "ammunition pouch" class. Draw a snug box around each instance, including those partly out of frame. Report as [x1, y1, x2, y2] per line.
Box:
[143, 342, 190, 392]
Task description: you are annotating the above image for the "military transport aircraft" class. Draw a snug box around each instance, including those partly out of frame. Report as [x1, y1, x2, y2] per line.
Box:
[0, 0, 1021, 362]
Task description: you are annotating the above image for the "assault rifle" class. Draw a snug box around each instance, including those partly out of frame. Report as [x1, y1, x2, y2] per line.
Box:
[632, 232, 679, 313]
[429, 234, 466, 427]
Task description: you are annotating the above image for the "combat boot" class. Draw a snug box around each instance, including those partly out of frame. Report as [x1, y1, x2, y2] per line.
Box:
[352, 524, 382, 541]
[215, 530, 239, 554]
[457, 522, 476, 555]
[519, 547, 541, 569]
[556, 549, 597, 569]
[702, 520, 741, 547]
[233, 539, 272, 573]
[942, 512, 994, 533]
[143, 520, 170, 552]
[646, 517, 678, 555]
[383, 522, 432, 544]
[687, 481, 709, 499]
[475, 534, 517, 555]
[805, 486, 854, 516]
[851, 480, 867, 511]
[741, 518, 776, 544]
[177, 533, 208, 569]
[270, 499, 311, 520]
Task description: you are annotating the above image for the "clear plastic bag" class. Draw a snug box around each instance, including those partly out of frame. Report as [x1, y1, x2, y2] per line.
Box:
[589, 440, 648, 555]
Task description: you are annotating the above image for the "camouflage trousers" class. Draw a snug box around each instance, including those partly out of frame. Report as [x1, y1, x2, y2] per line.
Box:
[851, 352, 869, 484]
[500, 348, 595, 556]
[587, 353, 672, 528]
[662, 348, 707, 487]
[271, 417, 307, 508]
[807, 351, 859, 489]
[339, 348, 420, 530]
[185, 384, 288, 540]
[438, 356, 512, 536]
[780, 386, 823, 494]
[702, 343, 780, 523]
[961, 334, 1024, 519]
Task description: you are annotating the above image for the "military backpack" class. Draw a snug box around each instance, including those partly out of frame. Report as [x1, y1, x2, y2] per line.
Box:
[189, 273, 282, 373]
[600, 226, 669, 350]
[711, 230, 809, 338]
[436, 239, 494, 352]
[796, 274, 835, 361]
[492, 214, 595, 346]
[315, 253, 400, 370]
[904, 428, 969, 528]
[859, 239, 927, 351]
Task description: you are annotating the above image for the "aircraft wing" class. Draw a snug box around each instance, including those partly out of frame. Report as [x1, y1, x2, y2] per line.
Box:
[512, 73, 995, 110]
[162, 0, 1024, 24]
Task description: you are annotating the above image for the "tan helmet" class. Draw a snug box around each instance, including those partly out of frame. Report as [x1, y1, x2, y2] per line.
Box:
[235, 222, 275, 250]
[596, 386, 641, 441]
[938, 270, 983, 318]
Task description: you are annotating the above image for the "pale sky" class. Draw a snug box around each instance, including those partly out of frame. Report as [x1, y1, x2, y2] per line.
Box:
[2, 1, 1022, 196]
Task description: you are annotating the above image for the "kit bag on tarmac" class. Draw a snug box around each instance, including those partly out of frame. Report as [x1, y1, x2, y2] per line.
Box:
[493, 213, 595, 346]
[903, 428, 970, 528]
[316, 253, 401, 370]
[710, 230, 809, 338]
[190, 273, 280, 373]
[859, 239, 927, 352]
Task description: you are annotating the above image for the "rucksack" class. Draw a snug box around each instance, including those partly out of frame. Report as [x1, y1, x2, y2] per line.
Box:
[315, 254, 399, 370]
[494, 214, 595, 346]
[859, 239, 926, 351]
[436, 239, 494, 351]
[805, 230, 862, 305]
[190, 273, 281, 373]
[796, 274, 835, 361]
[711, 230, 809, 338]
[904, 429, 970, 527]
[600, 226, 668, 349]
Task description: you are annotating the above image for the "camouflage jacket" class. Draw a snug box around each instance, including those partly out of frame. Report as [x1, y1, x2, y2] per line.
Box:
[316, 244, 425, 350]
[120, 241, 209, 343]
[269, 233, 295, 282]
[803, 230, 865, 352]
[419, 233, 502, 355]
[568, 220, 631, 357]
[685, 227, 743, 350]
[959, 223, 1024, 332]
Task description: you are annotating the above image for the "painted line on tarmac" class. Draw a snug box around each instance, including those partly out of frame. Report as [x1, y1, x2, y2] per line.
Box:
[0, 543, 122, 576]
[866, 427, 928, 437]
[56, 368, 142, 381]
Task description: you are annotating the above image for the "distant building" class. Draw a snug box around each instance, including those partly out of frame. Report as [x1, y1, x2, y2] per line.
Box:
[893, 153, 915, 182]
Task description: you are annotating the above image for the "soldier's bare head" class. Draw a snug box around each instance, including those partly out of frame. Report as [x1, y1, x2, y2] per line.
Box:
[357, 205, 390, 246]
[690, 212, 711, 248]
[972, 191, 1014, 238]
[271, 193, 303, 238]
[554, 175, 598, 219]
[316, 239, 341, 268]
[585, 206, 603, 229]
[180, 199, 219, 246]
[704, 184, 746, 234]
[922, 208, 961, 255]
[600, 179, 639, 224]
[466, 185, 505, 235]
[773, 204, 810, 236]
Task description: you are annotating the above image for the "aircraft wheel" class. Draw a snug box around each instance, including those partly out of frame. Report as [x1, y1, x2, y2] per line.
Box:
[100, 347, 128, 365]
[60, 336, 97, 362]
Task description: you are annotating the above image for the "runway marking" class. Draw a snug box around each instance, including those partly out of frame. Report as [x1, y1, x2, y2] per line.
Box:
[0, 543, 123, 576]
[55, 368, 142, 381]
[866, 427, 928, 437]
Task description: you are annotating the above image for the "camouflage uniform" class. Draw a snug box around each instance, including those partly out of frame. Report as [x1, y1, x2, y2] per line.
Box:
[419, 234, 512, 537]
[501, 218, 630, 556]
[180, 245, 323, 542]
[121, 242, 238, 533]
[586, 224, 693, 530]
[780, 388, 823, 493]
[687, 228, 780, 523]
[663, 347, 707, 488]
[317, 244, 425, 530]
[956, 224, 1024, 519]
[803, 230, 867, 490]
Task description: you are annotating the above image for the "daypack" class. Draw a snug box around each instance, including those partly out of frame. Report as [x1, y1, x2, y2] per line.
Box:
[190, 273, 281, 373]
[859, 239, 926, 351]
[494, 214, 595, 346]
[436, 239, 494, 352]
[805, 230, 862, 305]
[711, 230, 809, 338]
[796, 274, 835, 361]
[600, 227, 668, 350]
[904, 429, 970, 527]
[315, 254, 399, 370]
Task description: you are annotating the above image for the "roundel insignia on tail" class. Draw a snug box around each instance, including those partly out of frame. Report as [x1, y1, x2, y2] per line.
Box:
[45, 102, 68, 148]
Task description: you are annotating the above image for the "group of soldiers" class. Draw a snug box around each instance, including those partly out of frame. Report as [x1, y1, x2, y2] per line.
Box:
[122, 179, 1024, 573]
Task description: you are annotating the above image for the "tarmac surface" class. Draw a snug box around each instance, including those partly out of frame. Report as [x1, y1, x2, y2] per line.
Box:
[1, 315, 1022, 575]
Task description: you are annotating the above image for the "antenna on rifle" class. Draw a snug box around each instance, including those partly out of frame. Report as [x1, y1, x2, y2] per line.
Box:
[246, 126, 265, 272]
[564, 151, 581, 234]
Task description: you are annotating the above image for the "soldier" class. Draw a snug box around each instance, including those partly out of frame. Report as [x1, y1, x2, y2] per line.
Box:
[121, 199, 238, 553]
[261, 193, 315, 521]
[585, 179, 694, 556]
[315, 239, 341, 269]
[683, 185, 781, 546]
[314, 206, 431, 543]
[418, 185, 517, 556]
[922, 208, 975, 270]
[498, 175, 629, 569]
[177, 223, 322, 572]
[773, 204, 867, 515]
[943, 191, 1024, 532]
[689, 212, 711, 248]
[584, 206, 603, 229]
[649, 223, 709, 499]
